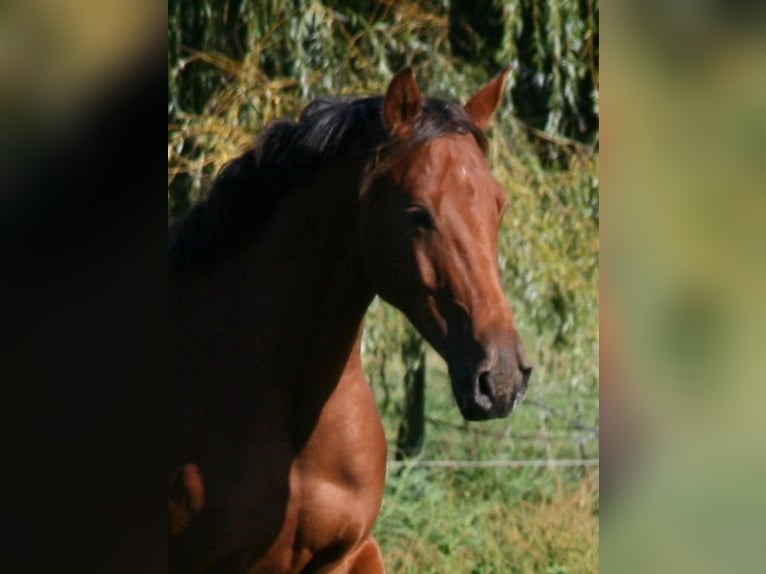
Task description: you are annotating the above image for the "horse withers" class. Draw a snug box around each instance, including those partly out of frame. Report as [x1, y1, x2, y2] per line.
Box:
[169, 66, 532, 573]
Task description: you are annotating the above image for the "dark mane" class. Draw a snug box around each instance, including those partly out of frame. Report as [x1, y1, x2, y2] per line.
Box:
[169, 95, 486, 272]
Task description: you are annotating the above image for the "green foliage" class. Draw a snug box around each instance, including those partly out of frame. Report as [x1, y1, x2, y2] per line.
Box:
[449, 0, 599, 147]
[168, 0, 598, 213]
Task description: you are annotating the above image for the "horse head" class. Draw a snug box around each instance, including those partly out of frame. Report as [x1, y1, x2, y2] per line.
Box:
[360, 67, 532, 421]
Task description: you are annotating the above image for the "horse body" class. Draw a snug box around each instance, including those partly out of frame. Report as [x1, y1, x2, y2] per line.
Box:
[169, 67, 531, 573]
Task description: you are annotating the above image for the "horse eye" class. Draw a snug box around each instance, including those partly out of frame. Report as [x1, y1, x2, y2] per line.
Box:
[405, 206, 435, 230]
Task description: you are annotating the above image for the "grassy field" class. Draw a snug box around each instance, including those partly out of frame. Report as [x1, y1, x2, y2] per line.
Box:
[369, 350, 599, 573]
[377, 465, 598, 574]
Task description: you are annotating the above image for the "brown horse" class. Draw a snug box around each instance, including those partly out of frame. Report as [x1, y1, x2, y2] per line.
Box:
[169, 67, 532, 573]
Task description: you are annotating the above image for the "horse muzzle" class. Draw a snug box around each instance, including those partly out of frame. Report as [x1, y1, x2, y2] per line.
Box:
[452, 363, 532, 421]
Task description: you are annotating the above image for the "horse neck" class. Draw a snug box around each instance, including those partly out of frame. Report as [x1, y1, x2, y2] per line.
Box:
[181, 152, 375, 394]
[273, 153, 375, 330]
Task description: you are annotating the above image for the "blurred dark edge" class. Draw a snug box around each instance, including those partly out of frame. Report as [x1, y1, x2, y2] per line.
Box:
[0, 30, 166, 574]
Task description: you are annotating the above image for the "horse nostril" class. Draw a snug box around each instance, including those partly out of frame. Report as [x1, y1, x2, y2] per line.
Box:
[478, 371, 495, 400]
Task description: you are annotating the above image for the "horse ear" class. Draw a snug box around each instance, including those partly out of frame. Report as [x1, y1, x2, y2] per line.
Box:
[383, 67, 423, 138]
[464, 65, 512, 131]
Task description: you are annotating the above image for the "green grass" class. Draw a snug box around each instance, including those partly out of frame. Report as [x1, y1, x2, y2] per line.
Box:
[376, 467, 599, 573]
[371, 357, 599, 573]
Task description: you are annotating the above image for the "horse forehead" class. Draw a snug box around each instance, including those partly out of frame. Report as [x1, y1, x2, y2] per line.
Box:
[406, 135, 492, 199]
[417, 134, 486, 172]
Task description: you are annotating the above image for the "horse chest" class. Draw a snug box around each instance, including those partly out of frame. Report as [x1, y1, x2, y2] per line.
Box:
[296, 473, 371, 555]
[250, 453, 383, 573]
[257, 382, 387, 572]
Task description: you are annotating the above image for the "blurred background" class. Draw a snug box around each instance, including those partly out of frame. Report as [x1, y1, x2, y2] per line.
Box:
[168, 1, 599, 572]
[1, 2, 164, 573]
[601, 1, 766, 573]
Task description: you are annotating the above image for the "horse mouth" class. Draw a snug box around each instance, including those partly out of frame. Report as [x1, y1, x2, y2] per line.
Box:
[459, 402, 502, 421]
[452, 381, 520, 421]
[456, 397, 514, 421]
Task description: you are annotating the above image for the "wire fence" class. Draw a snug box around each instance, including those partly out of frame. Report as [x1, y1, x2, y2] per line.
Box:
[523, 398, 599, 435]
[387, 395, 599, 470]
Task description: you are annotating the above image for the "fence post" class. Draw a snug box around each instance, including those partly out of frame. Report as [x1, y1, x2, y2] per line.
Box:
[395, 326, 426, 460]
